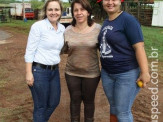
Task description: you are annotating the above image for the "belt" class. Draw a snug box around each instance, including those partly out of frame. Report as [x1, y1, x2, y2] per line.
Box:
[33, 62, 58, 70]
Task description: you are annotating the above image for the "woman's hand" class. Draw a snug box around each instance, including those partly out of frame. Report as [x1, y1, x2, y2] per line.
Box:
[137, 72, 150, 88]
[26, 72, 34, 87]
[26, 63, 34, 86]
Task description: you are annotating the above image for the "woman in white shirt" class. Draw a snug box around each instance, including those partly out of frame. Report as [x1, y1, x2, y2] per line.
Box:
[24, 0, 65, 121]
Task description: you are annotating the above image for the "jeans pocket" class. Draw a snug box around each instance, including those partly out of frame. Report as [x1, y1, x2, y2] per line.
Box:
[32, 66, 46, 73]
[32, 66, 46, 82]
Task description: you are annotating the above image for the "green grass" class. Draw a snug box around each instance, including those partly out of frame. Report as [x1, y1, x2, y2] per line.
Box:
[0, 19, 36, 34]
[142, 26, 163, 61]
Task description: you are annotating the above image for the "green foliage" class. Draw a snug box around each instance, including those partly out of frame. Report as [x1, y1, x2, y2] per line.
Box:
[0, 0, 20, 4]
[89, 0, 100, 17]
[62, 2, 70, 11]
[29, 0, 70, 11]
[88, 0, 106, 20]
[30, 0, 44, 10]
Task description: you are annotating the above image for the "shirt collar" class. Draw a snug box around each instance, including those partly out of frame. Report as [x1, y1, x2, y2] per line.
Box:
[45, 18, 64, 33]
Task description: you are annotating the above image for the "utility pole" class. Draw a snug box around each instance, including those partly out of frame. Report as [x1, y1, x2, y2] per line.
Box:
[22, 0, 25, 20]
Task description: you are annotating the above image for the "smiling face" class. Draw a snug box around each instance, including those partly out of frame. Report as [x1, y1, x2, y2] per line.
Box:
[103, 0, 121, 14]
[46, 1, 61, 24]
[73, 3, 89, 24]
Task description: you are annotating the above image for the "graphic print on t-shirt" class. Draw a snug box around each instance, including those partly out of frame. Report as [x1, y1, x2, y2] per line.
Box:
[100, 25, 113, 58]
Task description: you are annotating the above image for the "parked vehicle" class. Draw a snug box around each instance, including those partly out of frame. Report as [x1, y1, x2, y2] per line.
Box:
[9, 3, 34, 19]
[60, 7, 72, 27]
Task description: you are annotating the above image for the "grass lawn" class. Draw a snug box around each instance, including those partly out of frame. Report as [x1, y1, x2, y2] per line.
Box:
[0, 19, 163, 61]
[142, 26, 163, 61]
[0, 19, 37, 34]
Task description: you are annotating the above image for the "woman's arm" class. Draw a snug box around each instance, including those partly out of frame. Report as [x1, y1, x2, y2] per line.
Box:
[133, 42, 150, 88]
[25, 23, 40, 86]
[26, 63, 34, 86]
[60, 41, 69, 54]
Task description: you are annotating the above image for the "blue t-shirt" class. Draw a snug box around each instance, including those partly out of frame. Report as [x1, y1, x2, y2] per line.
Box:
[98, 12, 143, 74]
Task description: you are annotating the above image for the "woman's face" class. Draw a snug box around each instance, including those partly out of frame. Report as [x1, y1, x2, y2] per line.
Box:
[73, 3, 89, 24]
[103, 0, 121, 14]
[46, 1, 61, 24]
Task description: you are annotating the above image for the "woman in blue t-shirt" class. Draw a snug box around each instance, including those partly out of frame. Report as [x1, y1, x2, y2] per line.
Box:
[98, 0, 150, 122]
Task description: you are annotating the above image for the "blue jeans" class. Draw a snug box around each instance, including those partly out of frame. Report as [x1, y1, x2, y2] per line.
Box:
[101, 68, 140, 122]
[29, 65, 61, 122]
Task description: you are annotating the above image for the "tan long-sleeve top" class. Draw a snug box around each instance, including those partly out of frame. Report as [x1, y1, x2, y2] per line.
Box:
[64, 23, 101, 78]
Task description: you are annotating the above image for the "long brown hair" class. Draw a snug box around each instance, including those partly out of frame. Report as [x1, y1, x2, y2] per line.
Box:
[71, 0, 94, 27]
[42, 0, 63, 20]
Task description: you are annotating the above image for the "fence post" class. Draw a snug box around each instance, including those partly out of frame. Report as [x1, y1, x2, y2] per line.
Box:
[137, 1, 140, 22]
[125, 2, 128, 12]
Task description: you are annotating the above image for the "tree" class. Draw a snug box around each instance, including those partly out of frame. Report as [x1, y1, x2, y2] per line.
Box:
[30, 0, 44, 10]
[89, 0, 107, 20]
[0, 0, 18, 4]
[68, 0, 73, 3]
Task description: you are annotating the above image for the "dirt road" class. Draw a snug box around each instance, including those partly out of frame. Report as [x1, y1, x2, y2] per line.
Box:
[0, 27, 162, 122]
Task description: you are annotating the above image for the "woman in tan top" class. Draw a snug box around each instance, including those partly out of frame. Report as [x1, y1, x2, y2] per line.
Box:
[63, 0, 101, 122]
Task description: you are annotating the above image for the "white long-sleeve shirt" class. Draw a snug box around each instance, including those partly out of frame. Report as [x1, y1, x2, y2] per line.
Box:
[25, 18, 65, 65]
